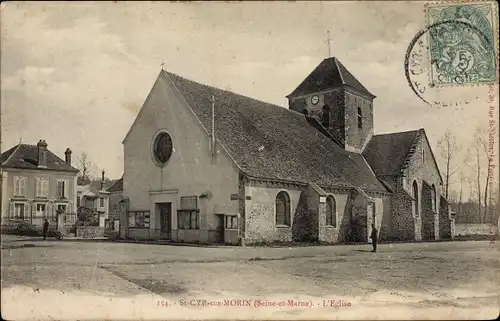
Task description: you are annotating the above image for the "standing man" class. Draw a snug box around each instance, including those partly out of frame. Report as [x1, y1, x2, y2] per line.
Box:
[370, 223, 378, 252]
[43, 219, 49, 240]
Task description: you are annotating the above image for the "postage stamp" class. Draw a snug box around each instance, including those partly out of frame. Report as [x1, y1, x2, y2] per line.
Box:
[426, 2, 498, 86]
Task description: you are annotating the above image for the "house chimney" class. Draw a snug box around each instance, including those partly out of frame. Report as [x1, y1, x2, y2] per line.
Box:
[101, 170, 105, 190]
[64, 148, 72, 166]
[37, 140, 48, 168]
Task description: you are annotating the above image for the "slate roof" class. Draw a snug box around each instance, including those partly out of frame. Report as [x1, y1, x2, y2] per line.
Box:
[0, 144, 79, 172]
[107, 177, 123, 192]
[362, 129, 421, 176]
[163, 71, 387, 193]
[287, 57, 375, 98]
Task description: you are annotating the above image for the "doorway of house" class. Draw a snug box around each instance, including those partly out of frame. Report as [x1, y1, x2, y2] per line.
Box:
[214, 214, 225, 243]
[158, 202, 172, 240]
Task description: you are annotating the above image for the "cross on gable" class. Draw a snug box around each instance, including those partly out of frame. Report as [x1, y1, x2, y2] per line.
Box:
[160, 61, 165, 70]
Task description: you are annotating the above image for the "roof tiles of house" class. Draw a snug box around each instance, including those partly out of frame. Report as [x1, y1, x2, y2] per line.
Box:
[107, 177, 123, 192]
[287, 57, 375, 98]
[363, 129, 421, 177]
[0, 144, 79, 172]
[164, 70, 387, 193]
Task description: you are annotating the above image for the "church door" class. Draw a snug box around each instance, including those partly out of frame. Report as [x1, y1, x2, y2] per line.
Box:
[158, 203, 172, 239]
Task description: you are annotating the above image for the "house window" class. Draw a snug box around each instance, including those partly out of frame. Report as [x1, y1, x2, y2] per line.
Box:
[36, 178, 49, 197]
[57, 180, 67, 199]
[14, 177, 27, 196]
[57, 204, 67, 214]
[422, 146, 425, 163]
[99, 197, 104, 208]
[77, 195, 81, 207]
[128, 211, 150, 228]
[326, 195, 337, 227]
[275, 191, 291, 226]
[322, 105, 330, 127]
[13, 203, 26, 219]
[357, 107, 362, 129]
[225, 215, 238, 229]
[178, 211, 199, 229]
[36, 203, 47, 218]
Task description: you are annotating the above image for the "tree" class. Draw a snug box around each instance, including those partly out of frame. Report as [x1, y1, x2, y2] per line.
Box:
[437, 130, 461, 199]
[466, 126, 494, 223]
[75, 152, 96, 184]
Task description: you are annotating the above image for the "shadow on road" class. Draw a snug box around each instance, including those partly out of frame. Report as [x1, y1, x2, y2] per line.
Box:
[2, 244, 55, 250]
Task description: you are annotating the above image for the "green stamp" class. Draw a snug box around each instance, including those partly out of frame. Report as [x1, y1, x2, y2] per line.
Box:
[426, 2, 498, 86]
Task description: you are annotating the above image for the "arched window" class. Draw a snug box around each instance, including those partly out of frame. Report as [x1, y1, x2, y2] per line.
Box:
[322, 105, 330, 127]
[326, 195, 336, 227]
[413, 180, 419, 218]
[275, 191, 291, 226]
[431, 184, 436, 212]
[357, 107, 363, 129]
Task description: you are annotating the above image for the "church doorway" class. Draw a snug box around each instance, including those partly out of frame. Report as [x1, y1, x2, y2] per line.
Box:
[157, 202, 172, 240]
[214, 214, 225, 243]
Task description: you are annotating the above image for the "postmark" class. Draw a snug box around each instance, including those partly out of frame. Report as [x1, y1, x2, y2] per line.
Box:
[426, 2, 497, 87]
[404, 1, 499, 106]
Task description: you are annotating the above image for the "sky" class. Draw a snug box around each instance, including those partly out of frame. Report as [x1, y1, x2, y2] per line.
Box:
[1, 1, 498, 198]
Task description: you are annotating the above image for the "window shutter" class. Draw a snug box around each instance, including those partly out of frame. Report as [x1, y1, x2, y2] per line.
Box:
[14, 177, 18, 195]
[9, 203, 14, 219]
[36, 179, 41, 196]
[32, 203, 36, 218]
[64, 180, 69, 199]
[25, 203, 30, 220]
[44, 180, 49, 197]
[21, 178, 27, 195]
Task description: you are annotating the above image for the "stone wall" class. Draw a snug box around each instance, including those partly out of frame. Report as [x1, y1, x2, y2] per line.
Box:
[390, 191, 416, 241]
[439, 196, 453, 240]
[342, 90, 374, 153]
[76, 226, 105, 239]
[244, 183, 302, 243]
[455, 223, 498, 236]
[421, 182, 437, 241]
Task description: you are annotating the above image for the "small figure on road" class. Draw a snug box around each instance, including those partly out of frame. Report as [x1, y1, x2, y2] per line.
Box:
[370, 223, 378, 252]
[43, 219, 49, 240]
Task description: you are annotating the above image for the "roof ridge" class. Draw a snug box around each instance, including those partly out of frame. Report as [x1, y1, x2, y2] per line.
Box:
[372, 129, 421, 137]
[1, 144, 22, 166]
[398, 129, 423, 174]
[165, 70, 290, 113]
[333, 57, 345, 85]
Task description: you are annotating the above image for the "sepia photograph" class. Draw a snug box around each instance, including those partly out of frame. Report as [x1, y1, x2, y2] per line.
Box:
[1, 1, 499, 320]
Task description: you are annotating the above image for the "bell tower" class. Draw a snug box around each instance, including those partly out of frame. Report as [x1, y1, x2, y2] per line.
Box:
[286, 57, 376, 154]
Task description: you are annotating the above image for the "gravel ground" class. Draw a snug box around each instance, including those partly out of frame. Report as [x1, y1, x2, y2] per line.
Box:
[1, 235, 499, 320]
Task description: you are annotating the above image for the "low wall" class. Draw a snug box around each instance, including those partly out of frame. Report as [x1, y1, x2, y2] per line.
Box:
[454, 223, 499, 236]
[76, 226, 105, 239]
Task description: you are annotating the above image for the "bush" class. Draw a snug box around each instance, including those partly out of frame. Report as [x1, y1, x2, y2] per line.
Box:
[15, 222, 41, 236]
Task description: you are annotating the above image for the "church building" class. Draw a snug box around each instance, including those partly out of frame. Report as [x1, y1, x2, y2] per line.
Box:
[119, 57, 454, 245]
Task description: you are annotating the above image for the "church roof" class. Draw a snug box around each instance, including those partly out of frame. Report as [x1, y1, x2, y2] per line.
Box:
[163, 70, 387, 193]
[0, 143, 79, 172]
[287, 57, 375, 98]
[363, 129, 421, 176]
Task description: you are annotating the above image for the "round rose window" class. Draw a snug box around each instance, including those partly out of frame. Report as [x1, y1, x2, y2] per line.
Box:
[153, 132, 173, 165]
